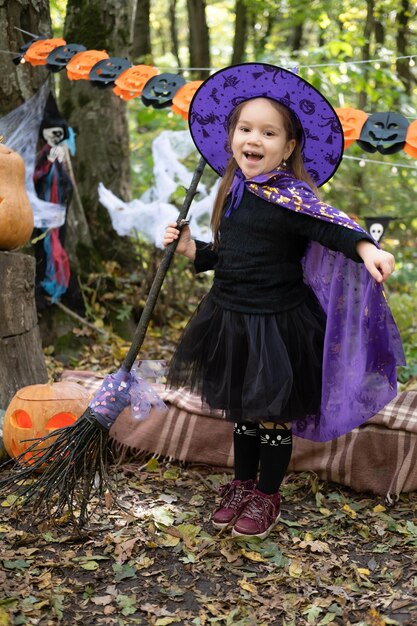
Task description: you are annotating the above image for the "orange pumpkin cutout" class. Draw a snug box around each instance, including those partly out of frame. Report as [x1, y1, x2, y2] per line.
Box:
[113, 65, 158, 100]
[24, 38, 66, 66]
[66, 50, 109, 80]
[0, 144, 34, 250]
[171, 81, 203, 120]
[3, 381, 90, 465]
[404, 120, 417, 159]
[335, 107, 368, 149]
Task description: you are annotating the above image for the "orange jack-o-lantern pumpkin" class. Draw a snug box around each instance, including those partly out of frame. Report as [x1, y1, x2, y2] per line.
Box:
[171, 81, 203, 120]
[66, 50, 109, 80]
[335, 107, 368, 149]
[24, 38, 67, 66]
[0, 144, 34, 250]
[113, 64, 158, 100]
[2, 382, 90, 464]
[404, 119, 417, 159]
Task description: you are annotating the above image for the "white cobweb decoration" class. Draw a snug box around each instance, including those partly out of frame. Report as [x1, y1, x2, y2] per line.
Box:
[0, 81, 66, 229]
[98, 130, 217, 248]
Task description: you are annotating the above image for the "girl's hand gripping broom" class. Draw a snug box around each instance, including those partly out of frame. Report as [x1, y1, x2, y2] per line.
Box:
[0, 156, 206, 526]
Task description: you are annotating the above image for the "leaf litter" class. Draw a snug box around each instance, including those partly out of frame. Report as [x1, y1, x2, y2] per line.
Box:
[0, 459, 417, 626]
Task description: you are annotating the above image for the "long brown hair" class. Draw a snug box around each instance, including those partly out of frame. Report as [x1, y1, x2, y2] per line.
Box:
[211, 98, 319, 247]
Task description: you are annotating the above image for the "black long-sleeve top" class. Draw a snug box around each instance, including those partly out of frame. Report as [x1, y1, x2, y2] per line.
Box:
[193, 188, 372, 314]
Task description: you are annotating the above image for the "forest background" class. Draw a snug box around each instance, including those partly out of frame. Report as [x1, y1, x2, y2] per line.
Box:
[0, 0, 417, 385]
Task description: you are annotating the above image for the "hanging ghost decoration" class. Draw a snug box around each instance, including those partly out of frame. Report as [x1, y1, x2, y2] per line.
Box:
[357, 112, 409, 154]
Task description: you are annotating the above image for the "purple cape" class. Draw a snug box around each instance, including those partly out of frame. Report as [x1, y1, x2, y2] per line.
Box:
[229, 168, 405, 442]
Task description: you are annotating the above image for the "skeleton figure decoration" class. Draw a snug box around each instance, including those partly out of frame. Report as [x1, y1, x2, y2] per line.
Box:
[33, 93, 73, 307]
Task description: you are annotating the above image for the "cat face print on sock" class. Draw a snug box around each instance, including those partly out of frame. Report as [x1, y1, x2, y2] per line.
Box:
[234, 424, 258, 437]
[260, 431, 292, 446]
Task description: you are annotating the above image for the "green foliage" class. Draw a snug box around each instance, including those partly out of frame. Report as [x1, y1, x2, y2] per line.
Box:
[50, 0, 67, 37]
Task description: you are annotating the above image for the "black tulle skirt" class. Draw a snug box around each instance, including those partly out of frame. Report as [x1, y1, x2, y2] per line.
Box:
[167, 290, 326, 424]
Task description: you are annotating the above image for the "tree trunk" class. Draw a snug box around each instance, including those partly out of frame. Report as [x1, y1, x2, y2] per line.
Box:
[290, 24, 303, 52]
[374, 20, 385, 46]
[0, 0, 52, 114]
[60, 0, 134, 262]
[169, 0, 182, 70]
[358, 0, 374, 110]
[396, 0, 412, 94]
[0, 252, 48, 409]
[231, 0, 247, 65]
[132, 0, 152, 62]
[187, 0, 211, 79]
[259, 13, 274, 54]
[0, 2, 50, 407]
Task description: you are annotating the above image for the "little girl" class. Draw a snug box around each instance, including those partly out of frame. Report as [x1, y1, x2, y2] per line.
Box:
[163, 63, 404, 539]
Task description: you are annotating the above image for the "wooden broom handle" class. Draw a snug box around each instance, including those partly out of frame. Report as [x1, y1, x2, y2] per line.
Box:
[122, 156, 206, 372]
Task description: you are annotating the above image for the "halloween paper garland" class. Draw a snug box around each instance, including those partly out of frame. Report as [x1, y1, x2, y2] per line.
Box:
[14, 36, 203, 119]
[336, 107, 417, 156]
[13, 36, 417, 154]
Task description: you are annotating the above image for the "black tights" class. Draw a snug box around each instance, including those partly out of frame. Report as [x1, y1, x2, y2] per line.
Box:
[233, 421, 293, 494]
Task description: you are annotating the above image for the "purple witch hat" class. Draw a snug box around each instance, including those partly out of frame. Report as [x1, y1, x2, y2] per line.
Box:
[188, 62, 344, 187]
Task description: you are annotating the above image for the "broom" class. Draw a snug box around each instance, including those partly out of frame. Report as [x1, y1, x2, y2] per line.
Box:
[0, 156, 206, 526]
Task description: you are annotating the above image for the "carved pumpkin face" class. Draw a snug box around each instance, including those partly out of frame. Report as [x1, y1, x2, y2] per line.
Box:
[357, 112, 409, 154]
[141, 73, 186, 109]
[89, 57, 132, 88]
[171, 81, 203, 120]
[113, 65, 158, 100]
[335, 107, 368, 149]
[13, 36, 46, 65]
[3, 382, 90, 465]
[24, 38, 67, 66]
[66, 50, 109, 80]
[404, 120, 417, 158]
[46, 44, 87, 72]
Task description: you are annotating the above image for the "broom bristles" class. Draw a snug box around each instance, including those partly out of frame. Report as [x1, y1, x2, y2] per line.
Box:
[0, 408, 111, 526]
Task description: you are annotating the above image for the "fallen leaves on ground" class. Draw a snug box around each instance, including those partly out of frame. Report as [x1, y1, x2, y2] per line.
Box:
[0, 462, 417, 626]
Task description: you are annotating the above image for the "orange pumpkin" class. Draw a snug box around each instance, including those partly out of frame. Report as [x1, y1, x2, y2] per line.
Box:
[3, 382, 90, 464]
[335, 107, 368, 149]
[66, 50, 109, 80]
[113, 64, 158, 100]
[0, 144, 34, 250]
[171, 81, 203, 120]
[404, 120, 417, 159]
[24, 38, 66, 66]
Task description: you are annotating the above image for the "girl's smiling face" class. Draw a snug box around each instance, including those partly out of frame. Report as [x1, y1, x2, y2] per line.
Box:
[231, 98, 296, 179]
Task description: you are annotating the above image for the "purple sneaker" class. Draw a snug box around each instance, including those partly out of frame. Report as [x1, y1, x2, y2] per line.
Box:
[232, 489, 281, 539]
[211, 479, 255, 529]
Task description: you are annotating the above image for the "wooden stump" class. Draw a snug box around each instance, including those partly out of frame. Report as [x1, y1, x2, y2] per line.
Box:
[0, 251, 48, 409]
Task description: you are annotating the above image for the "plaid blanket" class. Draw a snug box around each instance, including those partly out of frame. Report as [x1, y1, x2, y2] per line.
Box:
[61, 369, 417, 501]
